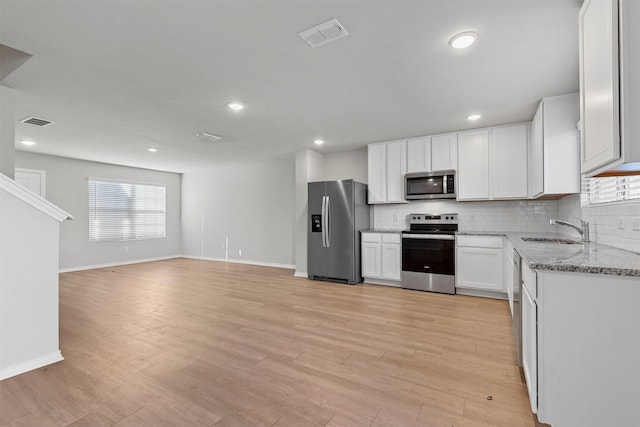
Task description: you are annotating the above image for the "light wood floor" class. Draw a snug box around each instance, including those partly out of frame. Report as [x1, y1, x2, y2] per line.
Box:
[0, 258, 539, 426]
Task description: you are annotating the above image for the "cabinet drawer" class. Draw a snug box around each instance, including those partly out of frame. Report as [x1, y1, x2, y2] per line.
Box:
[457, 235, 503, 249]
[382, 233, 401, 244]
[522, 263, 537, 299]
[361, 233, 381, 243]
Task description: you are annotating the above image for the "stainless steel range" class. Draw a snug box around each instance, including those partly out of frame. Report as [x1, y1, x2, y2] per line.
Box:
[401, 213, 458, 294]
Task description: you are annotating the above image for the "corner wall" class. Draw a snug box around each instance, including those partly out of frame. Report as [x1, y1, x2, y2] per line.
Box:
[181, 156, 295, 268]
[14, 152, 182, 270]
[0, 86, 15, 178]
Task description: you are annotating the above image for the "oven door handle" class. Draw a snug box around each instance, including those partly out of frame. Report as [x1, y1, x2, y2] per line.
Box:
[402, 234, 455, 240]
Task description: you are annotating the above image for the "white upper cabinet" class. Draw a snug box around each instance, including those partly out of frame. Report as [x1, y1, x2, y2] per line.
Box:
[406, 137, 431, 173]
[458, 124, 529, 201]
[580, 0, 640, 176]
[431, 133, 458, 171]
[491, 124, 529, 199]
[386, 140, 407, 203]
[367, 143, 387, 203]
[529, 93, 580, 198]
[457, 129, 490, 200]
[367, 140, 407, 204]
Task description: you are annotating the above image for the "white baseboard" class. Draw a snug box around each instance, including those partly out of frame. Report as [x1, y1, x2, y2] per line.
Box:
[455, 287, 508, 300]
[181, 255, 295, 271]
[59, 255, 182, 273]
[0, 351, 64, 381]
[294, 271, 308, 278]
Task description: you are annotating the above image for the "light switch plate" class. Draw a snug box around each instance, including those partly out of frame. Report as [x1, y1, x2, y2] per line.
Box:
[618, 217, 625, 230]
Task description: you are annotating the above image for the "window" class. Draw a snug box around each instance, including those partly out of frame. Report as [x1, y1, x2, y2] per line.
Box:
[581, 175, 640, 206]
[88, 179, 166, 241]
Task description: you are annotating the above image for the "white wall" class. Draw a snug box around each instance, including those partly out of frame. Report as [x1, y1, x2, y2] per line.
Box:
[323, 147, 368, 184]
[14, 152, 182, 270]
[558, 195, 640, 252]
[182, 156, 295, 268]
[0, 188, 62, 379]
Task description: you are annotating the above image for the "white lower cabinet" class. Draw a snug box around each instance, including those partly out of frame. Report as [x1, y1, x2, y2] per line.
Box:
[519, 266, 640, 427]
[455, 235, 504, 293]
[361, 232, 401, 284]
[504, 238, 515, 316]
[521, 264, 537, 414]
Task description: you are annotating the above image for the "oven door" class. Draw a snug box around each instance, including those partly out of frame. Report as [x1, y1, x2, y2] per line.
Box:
[401, 234, 455, 293]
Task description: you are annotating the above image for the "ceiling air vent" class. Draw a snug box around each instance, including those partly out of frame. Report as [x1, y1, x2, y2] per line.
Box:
[20, 116, 53, 127]
[298, 18, 349, 47]
[196, 132, 222, 142]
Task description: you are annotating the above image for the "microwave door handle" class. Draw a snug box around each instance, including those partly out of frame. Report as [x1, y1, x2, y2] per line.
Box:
[443, 176, 448, 194]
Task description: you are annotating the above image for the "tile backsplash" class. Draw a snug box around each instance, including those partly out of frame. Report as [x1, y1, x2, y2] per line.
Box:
[558, 195, 640, 253]
[373, 196, 640, 253]
[373, 199, 559, 233]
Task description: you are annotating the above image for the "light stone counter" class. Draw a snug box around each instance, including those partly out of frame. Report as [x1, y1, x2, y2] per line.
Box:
[457, 231, 640, 277]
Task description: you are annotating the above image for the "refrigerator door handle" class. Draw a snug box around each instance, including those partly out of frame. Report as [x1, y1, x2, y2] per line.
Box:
[326, 196, 331, 247]
[321, 196, 327, 247]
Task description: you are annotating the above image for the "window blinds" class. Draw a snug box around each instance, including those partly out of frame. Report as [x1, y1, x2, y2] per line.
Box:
[582, 175, 640, 206]
[88, 179, 166, 241]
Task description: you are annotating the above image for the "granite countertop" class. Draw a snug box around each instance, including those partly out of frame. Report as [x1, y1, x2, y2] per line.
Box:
[458, 231, 640, 277]
[361, 229, 405, 234]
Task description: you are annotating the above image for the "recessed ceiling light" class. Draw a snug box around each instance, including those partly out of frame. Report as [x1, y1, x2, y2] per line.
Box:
[147, 147, 158, 152]
[21, 140, 35, 146]
[449, 31, 478, 49]
[314, 139, 324, 146]
[467, 114, 482, 121]
[227, 102, 244, 111]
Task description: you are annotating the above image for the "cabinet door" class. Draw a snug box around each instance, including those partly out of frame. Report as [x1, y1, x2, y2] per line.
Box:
[490, 124, 528, 199]
[504, 243, 514, 317]
[457, 130, 489, 200]
[367, 143, 386, 203]
[579, 0, 620, 173]
[362, 242, 381, 278]
[522, 283, 538, 414]
[529, 103, 544, 198]
[431, 133, 458, 171]
[386, 140, 407, 202]
[381, 243, 401, 281]
[456, 247, 504, 291]
[406, 137, 431, 173]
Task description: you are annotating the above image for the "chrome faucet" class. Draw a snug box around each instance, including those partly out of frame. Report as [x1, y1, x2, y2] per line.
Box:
[550, 218, 590, 243]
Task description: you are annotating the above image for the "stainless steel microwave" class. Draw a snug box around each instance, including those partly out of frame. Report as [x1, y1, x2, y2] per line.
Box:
[405, 170, 456, 200]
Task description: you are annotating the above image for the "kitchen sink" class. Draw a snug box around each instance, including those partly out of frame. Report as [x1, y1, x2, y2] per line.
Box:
[521, 237, 581, 244]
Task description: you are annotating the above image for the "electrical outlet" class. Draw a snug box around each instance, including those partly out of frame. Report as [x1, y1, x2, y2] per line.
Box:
[633, 217, 640, 231]
[238, 249, 242, 257]
[124, 246, 129, 252]
[393, 214, 398, 224]
[617, 217, 625, 230]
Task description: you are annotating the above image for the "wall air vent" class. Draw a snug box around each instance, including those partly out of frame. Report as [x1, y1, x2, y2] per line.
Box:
[20, 116, 53, 127]
[298, 18, 349, 47]
[196, 132, 222, 142]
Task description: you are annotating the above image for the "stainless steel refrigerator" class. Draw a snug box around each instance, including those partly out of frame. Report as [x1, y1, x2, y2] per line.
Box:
[308, 180, 369, 284]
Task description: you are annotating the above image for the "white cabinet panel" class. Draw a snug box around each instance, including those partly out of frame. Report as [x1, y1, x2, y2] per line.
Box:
[530, 93, 580, 198]
[431, 133, 457, 171]
[406, 137, 431, 173]
[457, 130, 490, 200]
[456, 247, 504, 291]
[386, 141, 407, 203]
[579, 0, 621, 173]
[361, 241, 381, 278]
[362, 233, 401, 282]
[522, 280, 537, 414]
[367, 143, 386, 203]
[367, 141, 407, 204]
[381, 243, 401, 281]
[490, 124, 528, 199]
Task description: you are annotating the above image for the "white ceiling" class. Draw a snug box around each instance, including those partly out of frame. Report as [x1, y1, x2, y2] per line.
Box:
[0, 0, 581, 173]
